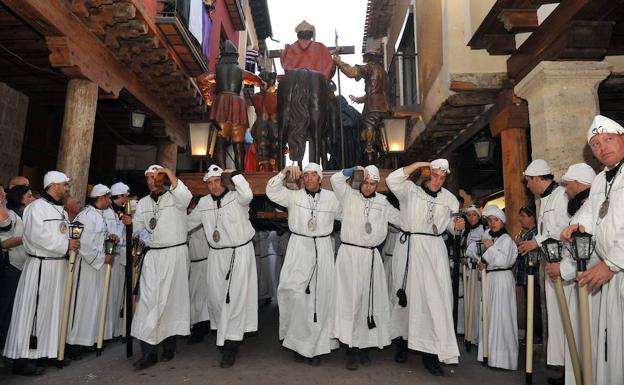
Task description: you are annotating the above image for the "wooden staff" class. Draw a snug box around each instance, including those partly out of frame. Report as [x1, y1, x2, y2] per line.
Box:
[578, 282, 592, 385]
[96, 262, 112, 355]
[525, 257, 536, 384]
[58, 222, 83, 367]
[553, 276, 582, 385]
[466, 261, 477, 352]
[125, 217, 134, 357]
[481, 267, 488, 365]
[462, 261, 468, 340]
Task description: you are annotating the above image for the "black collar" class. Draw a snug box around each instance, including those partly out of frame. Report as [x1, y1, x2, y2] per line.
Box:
[567, 188, 590, 216]
[112, 202, 125, 213]
[305, 188, 320, 198]
[489, 227, 507, 238]
[150, 190, 166, 202]
[211, 189, 229, 208]
[422, 184, 439, 198]
[606, 160, 623, 182]
[541, 181, 558, 198]
[42, 191, 63, 206]
[361, 191, 376, 199]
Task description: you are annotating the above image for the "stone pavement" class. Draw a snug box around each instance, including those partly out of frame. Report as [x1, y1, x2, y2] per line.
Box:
[0, 303, 558, 385]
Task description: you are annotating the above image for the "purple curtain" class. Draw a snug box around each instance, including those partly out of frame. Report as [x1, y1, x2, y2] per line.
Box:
[202, 6, 212, 59]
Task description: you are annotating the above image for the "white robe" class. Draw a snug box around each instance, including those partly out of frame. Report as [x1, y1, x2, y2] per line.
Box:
[465, 224, 485, 344]
[188, 174, 257, 346]
[269, 230, 289, 285]
[386, 168, 460, 363]
[382, 226, 400, 304]
[66, 205, 108, 347]
[266, 173, 341, 358]
[4, 197, 70, 359]
[472, 232, 518, 370]
[187, 223, 210, 326]
[103, 208, 125, 339]
[536, 184, 572, 366]
[330, 172, 399, 349]
[576, 164, 624, 385]
[255, 231, 274, 301]
[132, 180, 192, 345]
[0, 210, 27, 270]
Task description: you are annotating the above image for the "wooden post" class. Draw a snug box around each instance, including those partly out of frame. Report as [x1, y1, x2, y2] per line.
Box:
[157, 141, 178, 171]
[57, 79, 98, 205]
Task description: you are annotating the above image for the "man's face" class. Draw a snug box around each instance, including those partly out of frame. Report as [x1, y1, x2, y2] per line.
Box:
[303, 171, 321, 192]
[563, 180, 588, 199]
[64, 197, 81, 217]
[486, 215, 504, 232]
[466, 211, 481, 226]
[519, 211, 535, 230]
[360, 178, 378, 197]
[425, 169, 447, 192]
[113, 195, 128, 207]
[207, 176, 225, 196]
[590, 133, 624, 169]
[52, 182, 71, 202]
[22, 190, 35, 207]
[524, 176, 541, 195]
[146, 173, 162, 193]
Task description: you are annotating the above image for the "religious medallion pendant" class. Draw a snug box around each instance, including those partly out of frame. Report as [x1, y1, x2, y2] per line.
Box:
[213, 229, 221, 243]
[365, 221, 372, 234]
[149, 217, 157, 230]
[307, 217, 317, 232]
[598, 199, 610, 219]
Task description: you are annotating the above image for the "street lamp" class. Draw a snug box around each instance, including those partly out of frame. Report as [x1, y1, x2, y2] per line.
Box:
[382, 117, 408, 168]
[473, 137, 494, 164]
[131, 110, 147, 133]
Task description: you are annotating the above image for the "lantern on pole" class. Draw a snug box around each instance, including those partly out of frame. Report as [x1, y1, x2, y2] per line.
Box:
[476, 240, 489, 365]
[525, 249, 541, 384]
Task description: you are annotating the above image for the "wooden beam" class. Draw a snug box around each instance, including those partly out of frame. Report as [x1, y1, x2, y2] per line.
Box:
[498, 9, 539, 33]
[490, 103, 529, 137]
[2, 0, 188, 146]
[437, 106, 499, 159]
[485, 34, 517, 55]
[447, 91, 498, 107]
[438, 105, 484, 118]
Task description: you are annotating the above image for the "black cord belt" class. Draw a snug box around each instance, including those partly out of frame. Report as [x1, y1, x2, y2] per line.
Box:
[28, 254, 67, 260]
[340, 241, 383, 329]
[487, 267, 513, 273]
[209, 237, 253, 304]
[190, 257, 208, 263]
[291, 231, 331, 323]
[134, 242, 188, 295]
[395, 230, 444, 308]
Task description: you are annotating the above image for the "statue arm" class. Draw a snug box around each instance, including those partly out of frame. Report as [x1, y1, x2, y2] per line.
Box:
[243, 70, 266, 88]
[333, 55, 360, 79]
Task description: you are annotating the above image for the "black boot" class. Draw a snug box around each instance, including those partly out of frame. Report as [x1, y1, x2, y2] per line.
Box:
[346, 347, 359, 370]
[293, 351, 305, 363]
[393, 338, 407, 363]
[422, 353, 444, 376]
[134, 341, 158, 370]
[232, 141, 245, 172]
[66, 344, 84, 360]
[359, 348, 371, 366]
[307, 356, 321, 366]
[160, 336, 176, 362]
[220, 340, 239, 368]
[214, 136, 228, 169]
[12, 359, 45, 376]
[547, 375, 564, 385]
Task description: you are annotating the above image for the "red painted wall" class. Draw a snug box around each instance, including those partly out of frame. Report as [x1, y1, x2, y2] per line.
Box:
[207, 0, 240, 72]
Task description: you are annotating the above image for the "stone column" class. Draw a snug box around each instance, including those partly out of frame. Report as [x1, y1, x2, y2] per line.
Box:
[57, 79, 98, 205]
[514, 61, 611, 178]
[157, 141, 178, 171]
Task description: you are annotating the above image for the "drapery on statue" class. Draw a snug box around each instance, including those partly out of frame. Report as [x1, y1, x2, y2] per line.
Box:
[196, 40, 265, 171]
[278, 20, 334, 167]
[334, 49, 390, 166]
[251, 71, 280, 171]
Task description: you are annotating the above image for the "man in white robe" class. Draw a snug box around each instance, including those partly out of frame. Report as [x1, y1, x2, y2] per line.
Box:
[255, 231, 274, 304]
[386, 159, 465, 376]
[471, 205, 518, 370]
[553, 163, 599, 385]
[519, 159, 571, 385]
[464, 205, 485, 347]
[562, 115, 624, 385]
[187, 198, 211, 344]
[266, 162, 341, 365]
[132, 165, 192, 370]
[4, 171, 78, 375]
[66, 184, 115, 356]
[331, 165, 399, 370]
[187, 165, 257, 368]
[104, 182, 133, 340]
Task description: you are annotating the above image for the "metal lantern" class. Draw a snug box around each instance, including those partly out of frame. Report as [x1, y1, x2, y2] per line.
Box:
[68, 221, 85, 240]
[131, 110, 147, 132]
[475, 241, 485, 259]
[571, 231, 594, 272]
[381, 118, 409, 153]
[473, 137, 494, 164]
[131, 238, 145, 257]
[540, 237, 562, 263]
[104, 238, 118, 256]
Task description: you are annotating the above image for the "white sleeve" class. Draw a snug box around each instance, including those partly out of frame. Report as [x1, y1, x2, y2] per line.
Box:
[23, 206, 68, 257]
[559, 244, 578, 282]
[233, 174, 253, 206]
[169, 179, 193, 211]
[386, 168, 411, 201]
[330, 171, 350, 202]
[483, 235, 517, 268]
[78, 214, 105, 271]
[266, 173, 293, 207]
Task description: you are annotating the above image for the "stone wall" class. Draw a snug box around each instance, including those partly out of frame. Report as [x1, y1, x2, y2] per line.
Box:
[0, 82, 29, 186]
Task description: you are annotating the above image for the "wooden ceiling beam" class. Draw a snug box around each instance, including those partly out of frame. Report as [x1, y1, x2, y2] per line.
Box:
[499, 9, 539, 33]
[2, 0, 188, 146]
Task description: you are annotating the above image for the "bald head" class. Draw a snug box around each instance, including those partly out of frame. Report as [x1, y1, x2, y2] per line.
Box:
[8, 176, 29, 189]
[64, 196, 82, 221]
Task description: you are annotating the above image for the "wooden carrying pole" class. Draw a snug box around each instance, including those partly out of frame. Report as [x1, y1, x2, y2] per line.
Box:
[96, 263, 112, 355]
[553, 277, 582, 385]
[125, 223, 133, 357]
[525, 267, 535, 384]
[462, 262, 468, 340]
[466, 263, 477, 352]
[58, 249, 78, 366]
[481, 268, 488, 365]
[578, 281, 593, 385]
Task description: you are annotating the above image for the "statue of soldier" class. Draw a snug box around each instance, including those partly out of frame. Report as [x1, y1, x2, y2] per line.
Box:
[334, 49, 390, 166]
[196, 40, 264, 171]
[251, 71, 279, 171]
